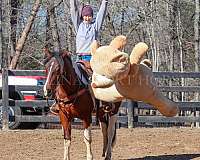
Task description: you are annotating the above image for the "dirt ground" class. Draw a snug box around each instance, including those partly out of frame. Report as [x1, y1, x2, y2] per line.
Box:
[0, 127, 200, 160]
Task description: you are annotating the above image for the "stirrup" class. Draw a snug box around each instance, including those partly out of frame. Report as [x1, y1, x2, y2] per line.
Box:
[50, 103, 59, 115]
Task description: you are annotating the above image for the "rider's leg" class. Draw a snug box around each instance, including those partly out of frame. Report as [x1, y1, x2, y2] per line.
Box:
[73, 62, 89, 86]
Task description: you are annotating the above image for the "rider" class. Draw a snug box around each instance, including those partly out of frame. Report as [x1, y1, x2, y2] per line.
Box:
[71, 0, 108, 86]
[49, 0, 108, 114]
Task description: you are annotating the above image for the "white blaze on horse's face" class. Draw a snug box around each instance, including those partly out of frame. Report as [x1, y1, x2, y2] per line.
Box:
[43, 61, 54, 97]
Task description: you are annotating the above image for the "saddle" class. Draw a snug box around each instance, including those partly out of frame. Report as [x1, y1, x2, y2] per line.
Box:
[77, 60, 93, 76]
[74, 60, 93, 87]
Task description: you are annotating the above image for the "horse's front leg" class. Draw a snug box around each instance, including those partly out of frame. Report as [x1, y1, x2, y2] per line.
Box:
[60, 113, 72, 160]
[105, 114, 117, 160]
[83, 121, 93, 160]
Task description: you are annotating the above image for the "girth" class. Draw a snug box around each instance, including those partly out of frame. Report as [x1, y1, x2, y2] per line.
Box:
[56, 88, 87, 105]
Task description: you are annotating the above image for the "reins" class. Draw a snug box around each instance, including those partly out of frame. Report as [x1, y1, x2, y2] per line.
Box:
[53, 53, 87, 106]
[46, 97, 52, 108]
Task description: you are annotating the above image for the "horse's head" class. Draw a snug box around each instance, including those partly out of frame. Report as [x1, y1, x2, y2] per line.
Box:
[43, 48, 75, 98]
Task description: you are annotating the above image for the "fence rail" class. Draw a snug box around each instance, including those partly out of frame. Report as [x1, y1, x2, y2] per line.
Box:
[1, 70, 200, 129]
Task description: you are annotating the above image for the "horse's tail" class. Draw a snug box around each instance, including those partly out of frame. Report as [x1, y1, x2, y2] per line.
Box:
[95, 99, 100, 125]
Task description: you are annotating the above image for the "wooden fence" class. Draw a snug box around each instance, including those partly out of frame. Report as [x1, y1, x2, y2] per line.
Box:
[1, 69, 200, 130]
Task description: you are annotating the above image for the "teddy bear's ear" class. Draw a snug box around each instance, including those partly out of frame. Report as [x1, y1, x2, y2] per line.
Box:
[109, 35, 127, 51]
[90, 40, 100, 55]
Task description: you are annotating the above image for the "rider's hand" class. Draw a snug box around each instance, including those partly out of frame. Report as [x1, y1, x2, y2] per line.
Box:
[91, 82, 97, 88]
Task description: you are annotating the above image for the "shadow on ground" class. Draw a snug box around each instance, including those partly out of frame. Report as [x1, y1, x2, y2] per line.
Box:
[125, 154, 200, 160]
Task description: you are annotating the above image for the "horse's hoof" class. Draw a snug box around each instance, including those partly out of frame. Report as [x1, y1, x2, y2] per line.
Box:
[104, 156, 111, 160]
[87, 155, 93, 160]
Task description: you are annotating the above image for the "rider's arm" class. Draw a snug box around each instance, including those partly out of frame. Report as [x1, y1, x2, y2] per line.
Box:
[70, 0, 81, 33]
[95, 0, 108, 31]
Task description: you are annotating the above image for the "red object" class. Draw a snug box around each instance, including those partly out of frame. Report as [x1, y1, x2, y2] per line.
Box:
[23, 95, 36, 101]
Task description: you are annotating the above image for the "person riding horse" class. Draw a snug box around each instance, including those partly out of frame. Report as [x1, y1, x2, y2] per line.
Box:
[50, 0, 108, 114]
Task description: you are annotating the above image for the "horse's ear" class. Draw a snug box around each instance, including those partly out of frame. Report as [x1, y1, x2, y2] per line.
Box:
[43, 47, 52, 58]
[109, 35, 127, 51]
[90, 40, 100, 55]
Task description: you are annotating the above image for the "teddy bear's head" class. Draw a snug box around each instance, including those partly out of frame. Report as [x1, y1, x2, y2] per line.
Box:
[90, 35, 130, 81]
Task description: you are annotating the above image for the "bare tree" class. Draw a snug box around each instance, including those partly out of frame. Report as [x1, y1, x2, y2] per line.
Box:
[46, 0, 61, 52]
[9, 0, 40, 69]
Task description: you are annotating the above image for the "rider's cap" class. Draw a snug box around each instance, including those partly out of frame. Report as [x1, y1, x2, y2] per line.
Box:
[81, 5, 93, 17]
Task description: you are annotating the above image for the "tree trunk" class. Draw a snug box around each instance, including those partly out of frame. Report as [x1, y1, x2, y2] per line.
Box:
[194, 0, 199, 73]
[45, 6, 52, 48]
[47, 0, 61, 52]
[10, 0, 19, 52]
[1, 0, 10, 69]
[194, 0, 200, 127]
[0, 0, 2, 69]
[176, 0, 184, 101]
[143, 1, 158, 71]
[107, 12, 117, 37]
[63, 1, 75, 53]
[1, 0, 10, 130]
[167, 2, 174, 99]
[8, 0, 20, 62]
[9, 0, 40, 69]
[120, 0, 125, 35]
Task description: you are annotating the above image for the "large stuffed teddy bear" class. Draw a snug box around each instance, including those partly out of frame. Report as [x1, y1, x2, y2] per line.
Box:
[90, 35, 178, 117]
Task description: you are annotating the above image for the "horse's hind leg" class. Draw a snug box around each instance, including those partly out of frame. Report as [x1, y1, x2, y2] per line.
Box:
[105, 114, 117, 160]
[83, 122, 93, 160]
[100, 122, 108, 157]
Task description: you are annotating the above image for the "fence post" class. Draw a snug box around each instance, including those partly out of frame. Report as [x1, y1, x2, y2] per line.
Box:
[2, 68, 9, 130]
[127, 100, 137, 128]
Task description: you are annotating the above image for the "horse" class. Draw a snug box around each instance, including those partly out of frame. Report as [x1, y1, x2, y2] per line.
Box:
[43, 48, 121, 160]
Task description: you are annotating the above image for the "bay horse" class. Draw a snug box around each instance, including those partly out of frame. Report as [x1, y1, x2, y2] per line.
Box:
[43, 48, 121, 160]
